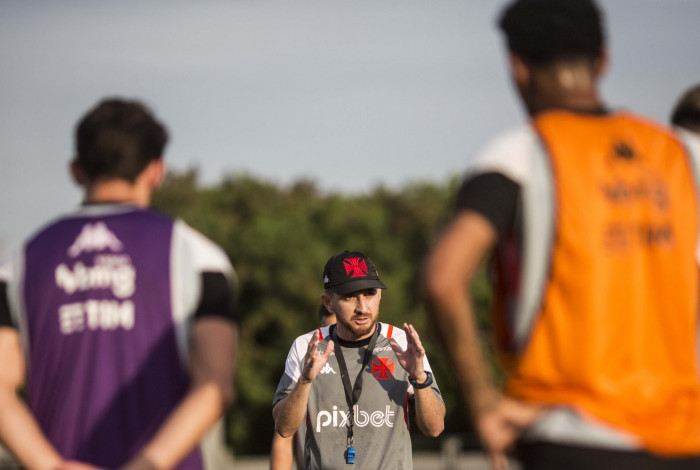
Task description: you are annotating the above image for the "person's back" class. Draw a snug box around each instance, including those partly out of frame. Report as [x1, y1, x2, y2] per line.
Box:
[21, 208, 198, 466]
[0, 99, 238, 470]
[505, 109, 700, 453]
[424, 1, 700, 468]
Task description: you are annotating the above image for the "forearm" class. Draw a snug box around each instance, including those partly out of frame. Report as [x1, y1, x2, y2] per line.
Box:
[412, 388, 445, 438]
[273, 382, 312, 438]
[429, 291, 499, 415]
[269, 434, 294, 470]
[120, 382, 227, 470]
[0, 328, 62, 470]
[0, 389, 62, 470]
[423, 213, 501, 417]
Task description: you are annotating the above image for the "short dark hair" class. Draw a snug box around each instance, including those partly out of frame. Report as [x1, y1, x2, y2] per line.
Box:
[75, 98, 168, 183]
[498, 0, 605, 67]
[671, 84, 700, 132]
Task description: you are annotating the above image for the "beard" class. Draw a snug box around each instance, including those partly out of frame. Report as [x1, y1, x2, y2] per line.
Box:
[336, 314, 377, 340]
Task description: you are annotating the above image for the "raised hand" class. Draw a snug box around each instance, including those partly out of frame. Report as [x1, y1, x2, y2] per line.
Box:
[389, 323, 427, 383]
[300, 330, 334, 384]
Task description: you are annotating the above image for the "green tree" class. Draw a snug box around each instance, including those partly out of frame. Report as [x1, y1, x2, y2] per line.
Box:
[152, 171, 495, 455]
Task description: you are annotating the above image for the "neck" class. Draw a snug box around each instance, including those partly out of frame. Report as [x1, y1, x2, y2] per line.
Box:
[84, 180, 151, 207]
[526, 90, 604, 116]
[524, 64, 604, 116]
[335, 323, 377, 342]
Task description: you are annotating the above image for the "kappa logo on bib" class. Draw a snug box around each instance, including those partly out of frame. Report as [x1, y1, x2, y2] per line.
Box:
[68, 222, 123, 257]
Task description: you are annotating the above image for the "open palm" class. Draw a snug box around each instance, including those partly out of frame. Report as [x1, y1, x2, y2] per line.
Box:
[389, 323, 426, 380]
[300, 330, 335, 383]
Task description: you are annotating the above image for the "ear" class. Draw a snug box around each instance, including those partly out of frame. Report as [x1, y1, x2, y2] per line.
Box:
[321, 293, 334, 314]
[145, 159, 165, 189]
[593, 48, 609, 78]
[69, 159, 87, 187]
[509, 53, 531, 89]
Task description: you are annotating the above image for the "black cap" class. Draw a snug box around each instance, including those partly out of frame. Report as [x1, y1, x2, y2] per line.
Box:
[322, 251, 387, 295]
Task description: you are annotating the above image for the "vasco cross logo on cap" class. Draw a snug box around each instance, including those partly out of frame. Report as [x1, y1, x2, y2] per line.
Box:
[343, 257, 368, 278]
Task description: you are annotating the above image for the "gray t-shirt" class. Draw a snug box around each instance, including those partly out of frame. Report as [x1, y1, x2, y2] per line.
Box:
[273, 323, 442, 470]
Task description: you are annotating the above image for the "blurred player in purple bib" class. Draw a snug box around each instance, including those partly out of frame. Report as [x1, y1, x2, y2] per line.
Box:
[0, 99, 239, 470]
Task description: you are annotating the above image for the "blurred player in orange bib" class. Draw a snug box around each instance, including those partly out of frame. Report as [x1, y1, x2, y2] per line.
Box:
[424, 1, 700, 469]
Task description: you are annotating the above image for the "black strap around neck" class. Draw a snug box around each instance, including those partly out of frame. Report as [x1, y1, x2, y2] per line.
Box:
[330, 323, 380, 441]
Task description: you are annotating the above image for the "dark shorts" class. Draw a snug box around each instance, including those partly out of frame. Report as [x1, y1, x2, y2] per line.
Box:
[516, 442, 700, 470]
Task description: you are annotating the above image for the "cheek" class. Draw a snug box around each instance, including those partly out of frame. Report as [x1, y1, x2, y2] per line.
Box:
[335, 303, 353, 317]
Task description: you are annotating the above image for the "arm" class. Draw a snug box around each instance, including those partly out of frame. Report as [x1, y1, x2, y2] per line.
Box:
[412, 385, 446, 438]
[120, 317, 238, 470]
[424, 212, 499, 415]
[423, 212, 541, 469]
[0, 327, 64, 470]
[273, 331, 334, 438]
[389, 323, 445, 437]
[269, 433, 294, 470]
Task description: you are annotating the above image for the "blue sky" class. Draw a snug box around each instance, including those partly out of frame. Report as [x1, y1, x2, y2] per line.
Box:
[2, 0, 699, 257]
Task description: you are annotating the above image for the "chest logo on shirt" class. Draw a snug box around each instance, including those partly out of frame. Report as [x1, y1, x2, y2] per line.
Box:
[320, 363, 336, 374]
[372, 357, 395, 379]
[343, 257, 368, 278]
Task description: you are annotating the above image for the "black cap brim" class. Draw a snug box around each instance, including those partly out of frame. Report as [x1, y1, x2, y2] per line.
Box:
[330, 279, 388, 295]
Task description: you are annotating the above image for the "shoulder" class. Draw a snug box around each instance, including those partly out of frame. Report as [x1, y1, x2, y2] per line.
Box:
[22, 207, 88, 246]
[676, 127, 700, 158]
[467, 124, 539, 186]
[613, 111, 698, 160]
[27, 205, 173, 246]
[379, 323, 406, 346]
[615, 110, 674, 135]
[379, 323, 402, 338]
[172, 219, 233, 275]
[290, 325, 333, 352]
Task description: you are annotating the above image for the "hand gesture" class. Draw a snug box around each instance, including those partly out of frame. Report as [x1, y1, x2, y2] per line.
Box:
[477, 397, 545, 470]
[389, 323, 427, 383]
[300, 330, 334, 384]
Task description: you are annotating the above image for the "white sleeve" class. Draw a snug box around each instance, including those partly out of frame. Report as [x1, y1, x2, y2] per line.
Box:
[173, 219, 234, 277]
[676, 129, 700, 264]
[466, 124, 538, 185]
[170, 220, 235, 364]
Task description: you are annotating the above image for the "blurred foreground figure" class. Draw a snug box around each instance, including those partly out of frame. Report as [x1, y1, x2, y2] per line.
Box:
[424, 1, 700, 469]
[269, 305, 336, 470]
[671, 84, 700, 136]
[0, 99, 239, 469]
[273, 251, 444, 470]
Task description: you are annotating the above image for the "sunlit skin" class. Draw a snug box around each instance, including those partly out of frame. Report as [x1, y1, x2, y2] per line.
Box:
[321, 288, 381, 341]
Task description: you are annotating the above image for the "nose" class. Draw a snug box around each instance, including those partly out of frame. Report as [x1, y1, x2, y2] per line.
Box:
[355, 295, 370, 314]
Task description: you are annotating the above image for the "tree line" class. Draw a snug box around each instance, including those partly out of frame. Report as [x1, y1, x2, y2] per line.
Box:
[152, 170, 496, 455]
